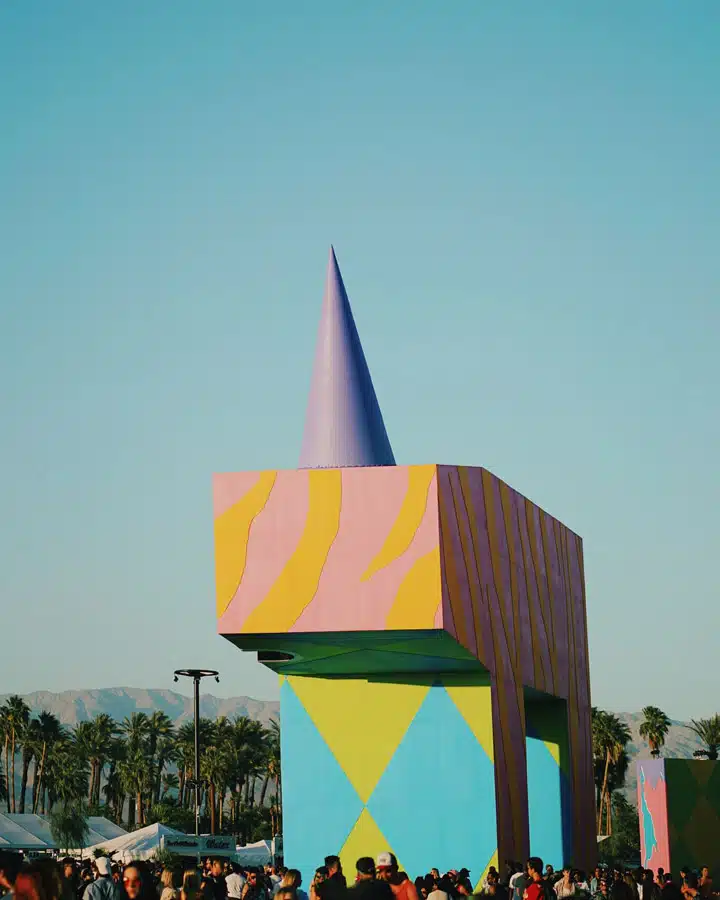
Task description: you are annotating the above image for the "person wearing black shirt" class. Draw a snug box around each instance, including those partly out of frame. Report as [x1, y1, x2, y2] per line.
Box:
[348, 859, 394, 900]
[202, 860, 229, 900]
[317, 858, 347, 900]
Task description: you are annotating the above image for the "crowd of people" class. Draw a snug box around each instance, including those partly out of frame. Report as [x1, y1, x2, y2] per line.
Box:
[0, 853, 715, 900]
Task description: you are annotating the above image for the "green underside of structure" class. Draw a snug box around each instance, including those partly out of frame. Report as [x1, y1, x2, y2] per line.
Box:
[223, 628, 488, 676]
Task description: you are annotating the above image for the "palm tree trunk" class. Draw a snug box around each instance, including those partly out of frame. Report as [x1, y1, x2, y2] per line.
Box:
[33, 744, 47, 815]
[209, 783, 216, 834]
[10, 731, 17, 813]
[259, 773, 270, 808]
[19, 753, 32, 813]
[598, 749, 611, 833]
[30, 756, 40, 814]
[3, 735, 10, 813]
[136, 791, 143, 827]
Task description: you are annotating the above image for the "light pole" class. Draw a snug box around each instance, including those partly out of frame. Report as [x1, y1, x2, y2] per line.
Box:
[174, 668, 219, 836]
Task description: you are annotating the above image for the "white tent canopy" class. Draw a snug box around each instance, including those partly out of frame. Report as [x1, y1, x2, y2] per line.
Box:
[84, 823, 183, 862]
[235, 840, 272, 866]
[0, 814, 126, 851]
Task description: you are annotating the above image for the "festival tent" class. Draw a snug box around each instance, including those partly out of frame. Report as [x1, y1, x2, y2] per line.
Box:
[83, 822, 184, 862]
[235, 840, 272, 866]
[0, 814, 126, 851]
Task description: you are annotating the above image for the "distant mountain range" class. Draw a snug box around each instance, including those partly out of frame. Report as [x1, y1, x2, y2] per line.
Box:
[0, 687, 279, 728]
[0, 689, 704, 804]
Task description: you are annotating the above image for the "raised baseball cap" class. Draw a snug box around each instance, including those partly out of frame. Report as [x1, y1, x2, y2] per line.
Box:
[376, 853, 397, 869]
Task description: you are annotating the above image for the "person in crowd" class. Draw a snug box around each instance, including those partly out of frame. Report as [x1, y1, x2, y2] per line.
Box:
[159, 871, 180, 900]
[121, 865, 156, 900]
[310, 870, 328, 900]
[14, 871, 46, 900]
[78, 870, 94, 900]
[316, 859, 345, 900]
[655, 875, 665, 893]
[509, 865, 527, 900]
[523, 858, 546, 900]
[484, 872, 500, 893]
[480, 872, 507, 900]
[111, 870, 121, 890]
[375, 855, 417, 900]
[225, 867, 245, 900]
[680, 876, 698, 900]
[181, 873, 200, 900]
[85, 860, 118, 900]
[622, 874, 638, 900]
[555, 868, 575, 899]
[276, 872, 305, 900]
[545, 871, 555, 886]
[660, 876, 682, 900]
[201, 863, 227, 900]
[697, 870, 712, 899]
[59, 860, 77, 900]
[240, 872, 267, 900]
[348, 859, 392, 900]
[426, 879, 448, 900]
[592, 879, 609, 900]
[642, 871, 660, 900]
[589, 872, 603, 897]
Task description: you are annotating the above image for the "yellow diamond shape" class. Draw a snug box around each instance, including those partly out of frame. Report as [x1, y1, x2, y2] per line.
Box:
[288, 676, 430, 802]
[443, 680, 495, 763]
[340, 808, 400, 878]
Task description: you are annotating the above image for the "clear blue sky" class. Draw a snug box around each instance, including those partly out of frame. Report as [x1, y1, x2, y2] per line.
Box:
[1, 2, 717, 719]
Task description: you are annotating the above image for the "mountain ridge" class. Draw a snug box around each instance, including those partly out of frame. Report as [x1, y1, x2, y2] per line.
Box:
[0, 688, 705, 803]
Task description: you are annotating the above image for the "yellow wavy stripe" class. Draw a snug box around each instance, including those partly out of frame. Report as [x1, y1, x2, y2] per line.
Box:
[214, 470, 277, 617]
[362, 465, 436, 580]
[385, 548, 441, 630]
[240, 469, 342, 633]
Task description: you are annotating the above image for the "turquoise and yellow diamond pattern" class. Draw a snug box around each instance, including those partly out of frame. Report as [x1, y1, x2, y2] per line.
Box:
[280, 675, 498, 890]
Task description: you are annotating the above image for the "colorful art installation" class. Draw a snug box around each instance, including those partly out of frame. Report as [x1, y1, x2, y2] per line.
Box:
[638, 759, 720, 875]
[214, 248, 595, 884]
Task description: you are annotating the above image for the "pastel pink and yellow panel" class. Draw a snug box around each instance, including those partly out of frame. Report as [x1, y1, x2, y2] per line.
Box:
[214, 465, 442, 637]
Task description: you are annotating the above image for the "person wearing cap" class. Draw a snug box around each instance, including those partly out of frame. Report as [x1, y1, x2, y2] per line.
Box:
[375, 855, 418, 900]
[349, 859, 393, 900]
[84, 859, 119, 900]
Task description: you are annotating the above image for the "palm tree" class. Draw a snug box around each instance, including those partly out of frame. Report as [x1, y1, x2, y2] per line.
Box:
[146, 712, 174, 808]
[0, 708, 10, 812]
[44, 738, 90, 810]
[160, 772, 179, 801]
[32, 712, 65, 814]
[19, 717, 41, 813]
[201, 744, 233, 834]
[592, 708, 631, 835]
[118, 746, 150, 829]
[259, 719, 280, 809]
[85, 715, 118, 808]
[1, 696, 31, 813]
[687, 715, 720, 760]
[639, 706, 672, 758]
[103, 738, 127, 824]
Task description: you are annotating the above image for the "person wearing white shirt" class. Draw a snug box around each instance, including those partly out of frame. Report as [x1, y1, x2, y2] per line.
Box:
[226, 865, 246, 900]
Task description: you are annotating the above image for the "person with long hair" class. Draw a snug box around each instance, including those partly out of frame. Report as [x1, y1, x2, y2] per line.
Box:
[122, 865, 156, 900]
[182, 872, 201, 900]
[159, 871, 181, 900]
